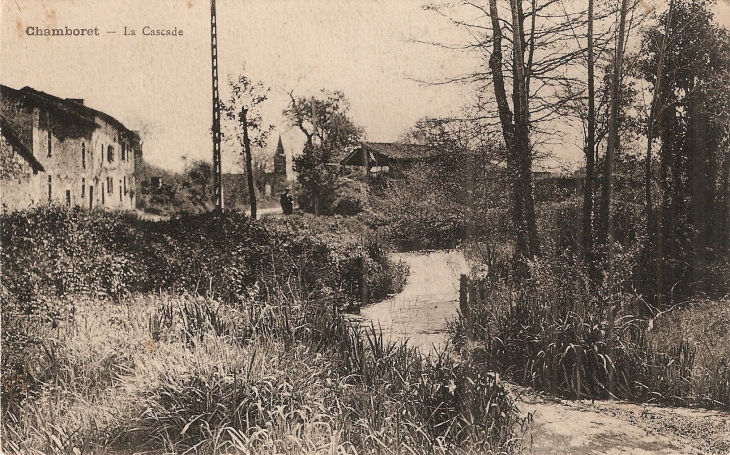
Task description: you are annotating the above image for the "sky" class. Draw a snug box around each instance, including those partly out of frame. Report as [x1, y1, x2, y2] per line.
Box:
[1, 0, 479, 172]
[2, 0, 729, 173]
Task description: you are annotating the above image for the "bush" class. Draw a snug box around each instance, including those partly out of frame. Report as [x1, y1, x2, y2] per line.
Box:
[1, 207, 409, 417]
[453, 246, 730, 411]
[3, 293, 521, 455]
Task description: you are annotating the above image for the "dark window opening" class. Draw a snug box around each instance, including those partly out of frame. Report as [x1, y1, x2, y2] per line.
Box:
[47, 175, 52, 200]
[89, 186, 94, 209]
[66, 190, 71, 207]
[107, 145, 114, 163]
[82, 143, 86, 169]
[121, 143, 126, 161]
[107, 177, 113, 194]
[101, 183, 105, 205]
[119, 180, 122, 201]
[123, 176, 127, 195]
[82, 178, 86, 198]
[47, 128, 52, 158]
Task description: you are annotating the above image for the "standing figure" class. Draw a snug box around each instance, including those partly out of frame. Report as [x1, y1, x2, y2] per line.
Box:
[280, 188, 294, 215]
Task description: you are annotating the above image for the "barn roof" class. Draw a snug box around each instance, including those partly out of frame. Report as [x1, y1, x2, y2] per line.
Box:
[341, 142, 440, 167]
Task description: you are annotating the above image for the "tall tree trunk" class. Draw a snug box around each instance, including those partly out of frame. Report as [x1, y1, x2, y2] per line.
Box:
[241, 108, 257, 220]
[604, 0, 630, 399]
[583, 0, 596, 275]
[488, 0, 539, 267]
[645, 0, 674, 305]
[689, 100, 708, 295]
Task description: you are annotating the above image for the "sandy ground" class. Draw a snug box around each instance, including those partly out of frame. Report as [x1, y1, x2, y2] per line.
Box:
[515, 386, 730, 454]
[355, 250, 730, 455]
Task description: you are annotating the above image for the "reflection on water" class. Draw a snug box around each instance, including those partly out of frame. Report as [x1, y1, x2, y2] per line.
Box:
[353, 250, 469, 355]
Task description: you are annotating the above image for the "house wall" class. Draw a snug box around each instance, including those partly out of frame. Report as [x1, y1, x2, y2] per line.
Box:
[0, 135, 43, 210]
[1, 93, 138, 212]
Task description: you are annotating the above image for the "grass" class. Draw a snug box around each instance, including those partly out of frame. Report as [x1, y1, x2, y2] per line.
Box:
[451, 243, 730, 412]
[2, 292, 523, 455]
[647, 298, 730, 409]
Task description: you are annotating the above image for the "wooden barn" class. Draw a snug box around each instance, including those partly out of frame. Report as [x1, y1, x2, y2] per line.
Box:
[339, 142, 441, 177]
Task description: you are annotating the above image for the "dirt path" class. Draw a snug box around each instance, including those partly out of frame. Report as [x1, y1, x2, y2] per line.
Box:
[516, 386, 730, 454]
[355, 250, 730, 455]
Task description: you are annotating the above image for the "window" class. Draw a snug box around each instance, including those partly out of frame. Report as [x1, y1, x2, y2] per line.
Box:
[121, 143, 126, 161]
[66, 190, 71, 207]
[47, 175, 52, 200]
[107, 145, 114, 163]
[123, 176, 127, 195]
[81, 178, 86, 198]
[101, 183, 105, 204]
[101, 144, 104, 165]
[119, 180, 122, 201]
[47, 128, 52, 157]
[82, 143, 86, 169]
[107, 177, 113, 194]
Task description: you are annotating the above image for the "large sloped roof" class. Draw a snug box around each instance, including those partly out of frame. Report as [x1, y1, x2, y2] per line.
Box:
[0, 85, 140, 144]
[341, 142, 440, 167]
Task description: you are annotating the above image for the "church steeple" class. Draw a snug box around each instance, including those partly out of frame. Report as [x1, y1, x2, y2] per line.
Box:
[274, 135, 286, 176]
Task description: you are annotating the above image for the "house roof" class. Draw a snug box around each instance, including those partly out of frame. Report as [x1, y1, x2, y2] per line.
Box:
[0, 85, 140, 144]
[341, 142, 440, 167]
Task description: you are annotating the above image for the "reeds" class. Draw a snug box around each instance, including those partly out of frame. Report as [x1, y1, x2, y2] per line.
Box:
[454, 245, 730, 411]
[3, 292, 522, 455]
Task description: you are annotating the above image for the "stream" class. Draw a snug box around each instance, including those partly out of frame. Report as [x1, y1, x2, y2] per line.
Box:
[352, 249, 730, 454]
[355, 249, 469, 355]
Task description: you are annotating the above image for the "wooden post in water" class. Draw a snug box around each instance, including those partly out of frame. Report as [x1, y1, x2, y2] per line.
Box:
[459, 274, 473, 339]
[361, 249, 369, 309]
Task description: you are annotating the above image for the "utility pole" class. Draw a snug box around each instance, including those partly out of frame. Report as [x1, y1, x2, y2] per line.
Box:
[211, 0, 222, 210]
[240, 108, 257, 220]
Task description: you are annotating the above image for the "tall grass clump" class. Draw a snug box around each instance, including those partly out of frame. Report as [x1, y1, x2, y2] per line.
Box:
[3, 292, 522, 455]
[453, 240, 730, 411]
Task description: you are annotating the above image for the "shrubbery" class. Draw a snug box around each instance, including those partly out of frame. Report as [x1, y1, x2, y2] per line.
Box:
[1, 206, 409, 418]
[2, 256, 519, 455]
[452, 242, 730, 412]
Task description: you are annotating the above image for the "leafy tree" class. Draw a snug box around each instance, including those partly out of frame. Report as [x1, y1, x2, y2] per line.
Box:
[638, 0, 730, 304]
[284, 90, 363, 214]
[221, 70, 274, 217]
[183, 160, 213, 212]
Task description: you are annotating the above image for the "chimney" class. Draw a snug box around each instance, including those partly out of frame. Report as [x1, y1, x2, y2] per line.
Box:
[66, 98, 84, 105]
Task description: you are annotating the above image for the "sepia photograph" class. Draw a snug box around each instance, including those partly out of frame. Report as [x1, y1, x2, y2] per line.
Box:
[2, 0, 730, 453]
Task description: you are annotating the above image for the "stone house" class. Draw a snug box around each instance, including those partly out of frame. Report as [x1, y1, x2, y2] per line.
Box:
[0, 85, 141, 212]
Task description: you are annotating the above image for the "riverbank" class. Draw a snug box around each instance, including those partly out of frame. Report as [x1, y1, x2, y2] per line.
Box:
[352, 249, 730, 455]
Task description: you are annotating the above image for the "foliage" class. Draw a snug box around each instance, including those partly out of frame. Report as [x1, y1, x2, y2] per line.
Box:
[2, 292, 521, 454]
[285, 90, 363, 214]
[636, 0, 730, 304]
[369, 158, 514, 251]
[452, 243, 730, 411]
[221, 69, 275, 154]
[1, 206, 410, 416]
